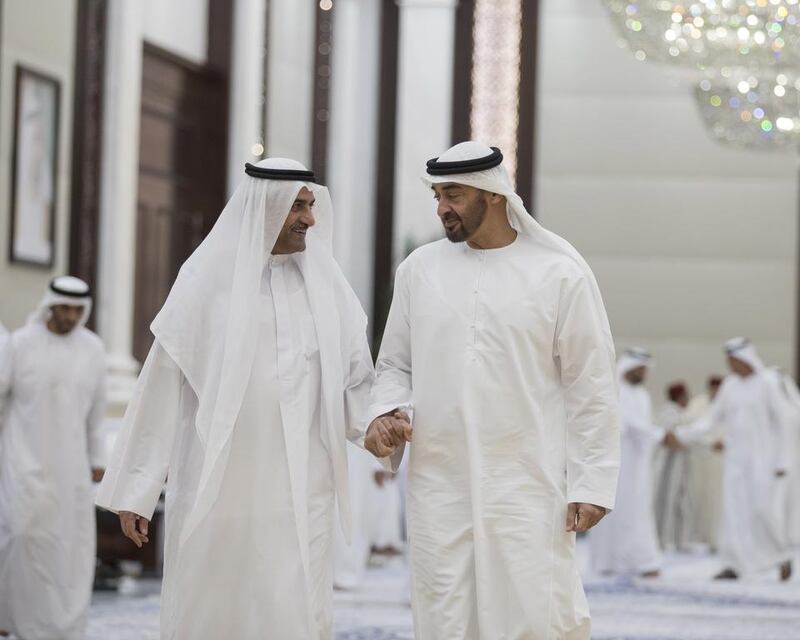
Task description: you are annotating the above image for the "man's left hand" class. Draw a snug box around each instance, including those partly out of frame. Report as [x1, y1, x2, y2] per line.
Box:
[91, 467, 105, 483]
[566, 502, 606, 533]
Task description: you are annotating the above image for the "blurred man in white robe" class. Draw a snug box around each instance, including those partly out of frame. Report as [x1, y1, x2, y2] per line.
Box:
[589, 349, 681, 578]
[653, 381, 693, 550]
[768, 367, 800, 549]
[364, 142, 620, 639]
[367, 464, 403, 554]
[333, 444, 378, 590]
[0, 277, 106, 640]
[677, 338, 792, 581]
[97, 159, 398, 639]
[685, 375, 724, 550]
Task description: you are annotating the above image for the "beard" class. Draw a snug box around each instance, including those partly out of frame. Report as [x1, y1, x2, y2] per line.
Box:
[442, 195, 488, 243]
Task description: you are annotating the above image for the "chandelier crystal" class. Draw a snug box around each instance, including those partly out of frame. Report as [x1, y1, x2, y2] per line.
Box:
[694, 67, 800, 148]
[604, 0, 800, 70]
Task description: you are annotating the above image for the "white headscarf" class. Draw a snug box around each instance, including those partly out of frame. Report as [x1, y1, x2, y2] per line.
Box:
[617, 347, 653, 381]
[152, 158, 367, 543]
[422, 140, 615, 356]
[724, 337, 765, 372]
[27, 276, 92, 327]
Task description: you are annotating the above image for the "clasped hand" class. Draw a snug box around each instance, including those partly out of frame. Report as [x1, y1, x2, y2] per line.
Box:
[365, 410, 412, 458]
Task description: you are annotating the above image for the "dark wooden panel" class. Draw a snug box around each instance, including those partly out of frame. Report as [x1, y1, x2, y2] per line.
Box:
[68, 0, 107, 311]
[516, 0, 539, 213]
[451, 0, 475, 144]
[371, 0, 400, 350]
[312, 5, 334, 183]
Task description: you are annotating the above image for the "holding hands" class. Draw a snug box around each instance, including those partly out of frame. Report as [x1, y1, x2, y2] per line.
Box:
[365, 409, 412, 458]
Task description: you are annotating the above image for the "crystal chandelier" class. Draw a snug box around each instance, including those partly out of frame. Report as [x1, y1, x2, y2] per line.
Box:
[694, 67, 800, 147]
[604, 0, 800, 70]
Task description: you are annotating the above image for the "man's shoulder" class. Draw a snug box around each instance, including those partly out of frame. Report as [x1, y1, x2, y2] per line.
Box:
[11, 323, 38, 347]
[396, 238, 450, 273]
[75, 327, 106, 355]
[521, 235, 587, 278]
[404, 238, 450, 261]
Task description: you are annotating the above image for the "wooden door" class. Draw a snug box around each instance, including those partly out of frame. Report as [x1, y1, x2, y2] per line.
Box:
[132, 45, 228, 363]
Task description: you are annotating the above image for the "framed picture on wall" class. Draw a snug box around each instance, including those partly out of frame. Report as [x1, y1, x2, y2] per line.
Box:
[8, 64, 60, 268]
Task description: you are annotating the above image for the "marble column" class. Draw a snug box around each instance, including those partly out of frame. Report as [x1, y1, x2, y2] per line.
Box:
[326, 0, 382, 315]
[227, 0, 267, 195]
[264, 0, 317, 166]
[393, 0, 458, 263]
[96, 0, 144, 413]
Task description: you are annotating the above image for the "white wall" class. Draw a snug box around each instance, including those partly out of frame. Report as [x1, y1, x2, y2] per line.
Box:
[142, 0, 209, 65]
[535, 0, 798, 399]
[0, 0, 77, 330]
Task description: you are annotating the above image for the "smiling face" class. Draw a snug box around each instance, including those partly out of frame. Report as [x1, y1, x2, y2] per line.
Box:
[432, 183, 489, 243]
[271, 187, 316, 255]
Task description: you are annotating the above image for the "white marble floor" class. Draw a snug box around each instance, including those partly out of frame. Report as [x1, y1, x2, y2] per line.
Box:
[83, 546, 800, 640]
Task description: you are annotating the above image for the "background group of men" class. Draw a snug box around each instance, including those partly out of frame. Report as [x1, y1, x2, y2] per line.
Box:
[591, 342, 799, 582]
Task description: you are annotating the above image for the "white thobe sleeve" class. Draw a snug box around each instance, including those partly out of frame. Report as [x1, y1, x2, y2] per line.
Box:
[344, 327, 376, 447]
[367, 262, 413, 471]
[87, 350, 108, 468]
[676, 395, 725, 445]
[555, 275, 620, 511]
[622, 412, 666, 443]
[95, 341, 183, 520]
[766, 377, 792, 471]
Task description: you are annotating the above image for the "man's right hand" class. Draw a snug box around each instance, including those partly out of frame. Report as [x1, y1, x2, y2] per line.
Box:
[119, 511, 150, 548]
[662, 431, 684, 451]
[365, 410, 412, 458]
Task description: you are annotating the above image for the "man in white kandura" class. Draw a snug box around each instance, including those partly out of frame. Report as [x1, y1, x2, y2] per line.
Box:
[677, 338, 792, 581]
[363, 141, 621, 639]
[653, 381, 694, 550]
[771, 367, 800, 549]
[589, 349, 681, 578]
[0, 277, 107, 640]
[97, 159, 400, 639]
[685, 375, 724, 551]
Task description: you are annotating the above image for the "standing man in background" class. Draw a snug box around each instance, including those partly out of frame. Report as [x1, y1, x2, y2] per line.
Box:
[653, 381, 694, 550]
[686, 375, 724, 550]
[677, 338, 792, 581]
[0, 276, 107, 640]
[590, 349, 681, 578]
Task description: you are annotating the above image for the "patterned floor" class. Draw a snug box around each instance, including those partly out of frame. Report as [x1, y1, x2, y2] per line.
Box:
[81, 546, 800, 640]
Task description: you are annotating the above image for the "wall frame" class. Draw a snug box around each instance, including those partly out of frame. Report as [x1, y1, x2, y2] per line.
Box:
[8, 64, 61, 268]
